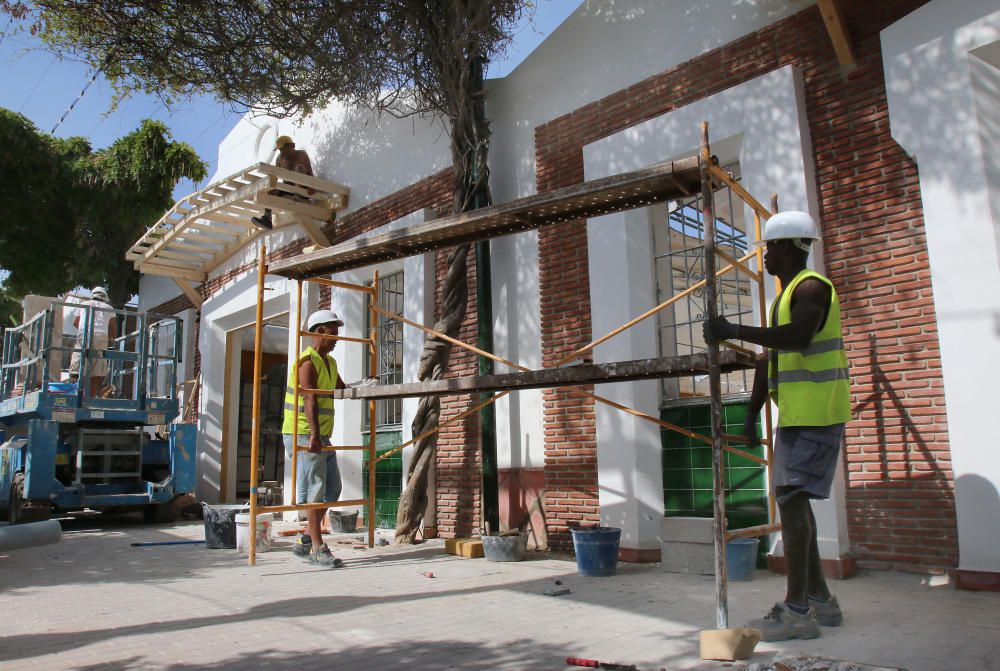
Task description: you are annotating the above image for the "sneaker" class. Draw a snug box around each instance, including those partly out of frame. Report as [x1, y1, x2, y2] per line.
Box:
[808, 595, 844, 626]
[306, 543, 344, 569]
[747, 602, 820, 642]
[250, 214, 272, 230]
[291, 535, 312, 557]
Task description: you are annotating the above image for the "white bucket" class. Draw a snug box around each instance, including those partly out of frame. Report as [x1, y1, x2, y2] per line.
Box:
[235, 512, 273, 554]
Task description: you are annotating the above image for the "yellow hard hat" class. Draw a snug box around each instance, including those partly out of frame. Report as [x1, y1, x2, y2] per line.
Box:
[275, 135, 294, 150]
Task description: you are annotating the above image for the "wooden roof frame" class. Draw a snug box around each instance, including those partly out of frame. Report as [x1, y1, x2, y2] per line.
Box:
[127, 162, 351, 302]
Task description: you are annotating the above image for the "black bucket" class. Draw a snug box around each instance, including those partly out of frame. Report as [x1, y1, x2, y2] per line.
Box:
[203, 504, 246, 549]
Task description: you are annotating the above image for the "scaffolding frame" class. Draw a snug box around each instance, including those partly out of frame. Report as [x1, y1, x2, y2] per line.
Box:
[249, 123, 780, 627]
[247, 244, 380, 565]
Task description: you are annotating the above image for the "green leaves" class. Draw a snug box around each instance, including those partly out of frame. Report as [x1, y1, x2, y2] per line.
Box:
[0, 109, 206, 307]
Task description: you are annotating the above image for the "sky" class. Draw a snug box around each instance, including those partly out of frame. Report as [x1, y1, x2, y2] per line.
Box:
[0, 2, 582, 203]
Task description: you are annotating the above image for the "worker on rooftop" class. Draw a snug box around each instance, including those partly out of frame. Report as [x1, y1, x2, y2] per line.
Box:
[703, 210, 851, 642]
[251, 135, 316, 230]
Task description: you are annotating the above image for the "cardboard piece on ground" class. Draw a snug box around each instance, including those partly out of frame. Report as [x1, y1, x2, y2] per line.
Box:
[699, 627, 761, 661]
[444, 538, 484, 558]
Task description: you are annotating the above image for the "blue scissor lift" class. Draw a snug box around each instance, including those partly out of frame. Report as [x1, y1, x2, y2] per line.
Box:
[0, 298, 196, 524]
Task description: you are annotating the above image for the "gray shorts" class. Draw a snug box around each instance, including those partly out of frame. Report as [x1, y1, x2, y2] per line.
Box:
[282, 434, 342, 505]
[772, 424, 845, 504]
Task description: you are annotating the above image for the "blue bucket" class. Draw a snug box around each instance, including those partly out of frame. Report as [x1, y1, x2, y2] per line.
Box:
[726, 538, 759, 581]
[571, 526, 622, 577]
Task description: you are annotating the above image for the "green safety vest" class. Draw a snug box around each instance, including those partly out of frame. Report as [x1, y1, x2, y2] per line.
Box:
[282, 346, 339, 436]
[768, 269, 851, 427]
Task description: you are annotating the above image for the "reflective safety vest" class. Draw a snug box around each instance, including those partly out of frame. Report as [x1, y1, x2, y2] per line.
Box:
[281, 346, 339, 436]
[768, 269, 851, 427]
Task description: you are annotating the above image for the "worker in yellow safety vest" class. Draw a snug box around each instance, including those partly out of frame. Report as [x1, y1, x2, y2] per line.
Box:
[282, 309, 348, 568]
[704, 210, 851, 642]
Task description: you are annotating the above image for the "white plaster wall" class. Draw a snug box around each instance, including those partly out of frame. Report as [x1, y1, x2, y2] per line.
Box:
[583, 65, 849, 558]
[882, 1, 1000, 573]
[196, 254, 295, 502]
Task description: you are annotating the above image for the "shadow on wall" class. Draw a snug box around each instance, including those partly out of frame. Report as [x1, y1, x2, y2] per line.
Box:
[304, 102, 450, 211]
[846, 333, 958, 568]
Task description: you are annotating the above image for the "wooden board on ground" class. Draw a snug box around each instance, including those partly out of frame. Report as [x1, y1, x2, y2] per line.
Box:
[444, 538, 484, 558]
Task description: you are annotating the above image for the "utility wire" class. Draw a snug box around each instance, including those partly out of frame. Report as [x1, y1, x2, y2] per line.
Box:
[18, 55, 58, 113]
[0, 16, 14, 48]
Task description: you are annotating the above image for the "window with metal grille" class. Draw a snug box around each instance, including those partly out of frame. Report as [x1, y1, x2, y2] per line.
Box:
[653, 162, 755, 404]
[363, 271, 404, 428]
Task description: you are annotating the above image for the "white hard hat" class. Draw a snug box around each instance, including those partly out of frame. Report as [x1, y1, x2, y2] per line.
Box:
[306, 310, 344, 331]
[91, 286, 109, 301]
[756, 211, 820, 251]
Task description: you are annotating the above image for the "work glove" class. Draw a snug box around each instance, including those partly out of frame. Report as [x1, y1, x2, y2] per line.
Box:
[702, 315, 738, 344]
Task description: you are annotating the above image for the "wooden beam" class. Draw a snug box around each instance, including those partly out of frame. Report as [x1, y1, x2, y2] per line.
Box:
[255, 192, 334, 221]
[172, 277, 204, 308]
[817, 0, 855, 67]
[137, 263, 207, 283]
[256, 163, 351, 197]
[331, 351, 752, 401]
[293, 213, 332, 248]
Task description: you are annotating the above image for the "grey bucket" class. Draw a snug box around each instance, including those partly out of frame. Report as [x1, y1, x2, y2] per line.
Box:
[482, 532, 527, 562]
[327, 510, 359, 533]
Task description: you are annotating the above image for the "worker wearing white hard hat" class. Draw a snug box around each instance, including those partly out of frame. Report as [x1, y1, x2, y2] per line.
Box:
[703, 210, 850, 641]
[281, 309, 348, 568]
[251, 135, 317, 231]
[69, 286, 118, 398]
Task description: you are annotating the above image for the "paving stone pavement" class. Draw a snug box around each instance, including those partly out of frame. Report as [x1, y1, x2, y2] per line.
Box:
[1, 516, 998, 671]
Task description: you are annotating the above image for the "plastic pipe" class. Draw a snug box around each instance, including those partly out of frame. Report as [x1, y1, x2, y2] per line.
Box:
[0, 520, 61, 552]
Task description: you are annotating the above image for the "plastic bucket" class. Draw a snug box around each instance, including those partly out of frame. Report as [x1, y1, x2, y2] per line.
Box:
[202, 504, 245, 549]
[726, 538, 759, 581]
[235, 512, 273, 555]
[327, 510, 359, 533]
[571, 526, 622, 577]
[482, 533, 527, 562]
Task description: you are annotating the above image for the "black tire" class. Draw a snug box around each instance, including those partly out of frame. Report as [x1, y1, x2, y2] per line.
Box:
[9, 473, 52, 525]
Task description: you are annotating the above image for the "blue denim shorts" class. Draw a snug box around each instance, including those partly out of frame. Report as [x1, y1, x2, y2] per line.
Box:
[772, 423, 845, 504]
[282, 434, 342, 505]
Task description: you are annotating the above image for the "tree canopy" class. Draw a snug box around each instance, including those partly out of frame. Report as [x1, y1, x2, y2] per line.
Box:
[0, 109, 206, 310]
[29, 1, 527, 209]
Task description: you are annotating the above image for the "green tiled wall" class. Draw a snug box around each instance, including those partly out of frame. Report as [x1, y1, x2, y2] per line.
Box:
[662, 402, 768, 561]
[362, 430, 403, 529]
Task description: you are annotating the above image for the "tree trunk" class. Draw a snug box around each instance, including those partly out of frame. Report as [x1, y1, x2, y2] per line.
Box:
[394, 50, 491, 544]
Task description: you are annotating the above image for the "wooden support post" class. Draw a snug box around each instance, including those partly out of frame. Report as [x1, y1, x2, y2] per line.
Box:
[291, 280, 303, 511]
[292, 213, 332, 248]
[248, 243, 267, 567]
[701, 122, 728, 630]
[816, 0, 855, 68]
[172, 277, 203, 308]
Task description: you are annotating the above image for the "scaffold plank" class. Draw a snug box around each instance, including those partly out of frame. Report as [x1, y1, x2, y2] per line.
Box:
[268, 155, 702, 279]
[331, 350, 751, 401]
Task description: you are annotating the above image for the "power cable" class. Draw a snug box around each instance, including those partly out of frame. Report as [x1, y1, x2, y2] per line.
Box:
[18, 54, 58, 113]
[0, 16, 14, 48]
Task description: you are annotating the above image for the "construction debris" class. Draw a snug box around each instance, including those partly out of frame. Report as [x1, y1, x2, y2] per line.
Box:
[699, 627, 761, 661]
[739, 658, 907, 671]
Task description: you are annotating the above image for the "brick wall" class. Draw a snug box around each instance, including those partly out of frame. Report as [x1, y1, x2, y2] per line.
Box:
[534, 0, 955, 568]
